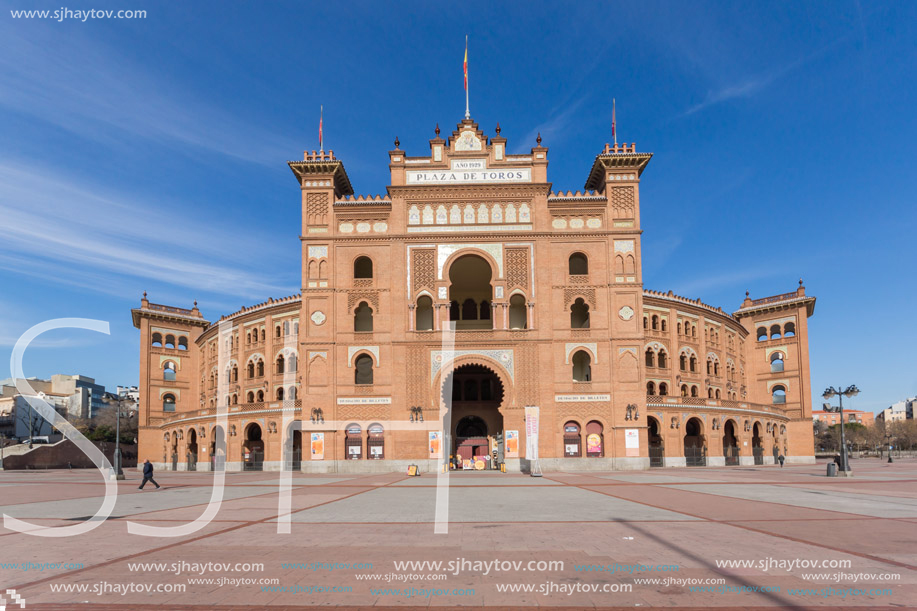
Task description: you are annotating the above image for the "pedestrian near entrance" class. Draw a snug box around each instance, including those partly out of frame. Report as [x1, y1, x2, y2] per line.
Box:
[778, 454, 785, 468]
[138, 459, 160, 490]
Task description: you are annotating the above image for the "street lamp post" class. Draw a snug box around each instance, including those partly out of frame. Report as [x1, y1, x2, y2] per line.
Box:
[822, 384, 859, 476]
[885, 433, 893, 463]
[104, 395, 125, 480]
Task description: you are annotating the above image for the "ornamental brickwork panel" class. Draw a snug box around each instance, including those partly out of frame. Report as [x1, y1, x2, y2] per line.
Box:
[412, 249, 436, 294]
[611, 186, 635, 219]
[307, 192, 329, 226]
[505, 248, 529, 290]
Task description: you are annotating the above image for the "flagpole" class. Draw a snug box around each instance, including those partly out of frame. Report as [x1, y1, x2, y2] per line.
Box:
[464, 35, 470, 120]
[320, 105, 324, 154]
[612, 98, 617, 146]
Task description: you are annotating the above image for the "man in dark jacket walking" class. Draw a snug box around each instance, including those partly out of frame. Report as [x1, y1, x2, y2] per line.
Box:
[139, 459, 161, 490]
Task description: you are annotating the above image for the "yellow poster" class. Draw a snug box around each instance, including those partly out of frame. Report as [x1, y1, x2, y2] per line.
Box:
[429, 431, 441, 457]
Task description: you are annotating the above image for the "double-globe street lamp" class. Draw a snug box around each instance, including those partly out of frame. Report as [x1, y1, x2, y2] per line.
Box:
[885, 433, 893, 464]
[822, 384, 860, 476]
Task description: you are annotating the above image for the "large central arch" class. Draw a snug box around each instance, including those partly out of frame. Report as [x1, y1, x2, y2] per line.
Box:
[435, 357, 512, 467]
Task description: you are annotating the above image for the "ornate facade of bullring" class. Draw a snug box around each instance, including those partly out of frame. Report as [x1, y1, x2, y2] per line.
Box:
[132, 117, 817, 473]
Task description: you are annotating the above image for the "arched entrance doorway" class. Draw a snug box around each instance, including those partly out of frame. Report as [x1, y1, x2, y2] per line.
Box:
[448, 255, 493, 330]
[752, 422, 764, 465]
[723, 420, 739, 466]
[187, 428, 198, 471]
[243, 423, 264, 471]
[443, 363, 504, 469]
[648, 417, 664, 467]
[285, 428, 302, 471]
[210, 426, 225, 471]
[684, 417, 706, 466]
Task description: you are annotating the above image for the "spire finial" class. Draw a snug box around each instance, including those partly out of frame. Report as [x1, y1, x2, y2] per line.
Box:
[799, 278, 804, 287]
[536, 132, 542, 145]
[745, 290, 750, 298]
[495, 122, 501, 135]
[435, 123, 440, 136]
[142, 291, 147, 299]
[193, 300, 198, 307]
[394, 136, 400, 149]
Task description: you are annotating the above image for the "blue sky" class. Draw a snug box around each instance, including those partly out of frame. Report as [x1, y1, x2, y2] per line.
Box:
[1, 1, 914, 414]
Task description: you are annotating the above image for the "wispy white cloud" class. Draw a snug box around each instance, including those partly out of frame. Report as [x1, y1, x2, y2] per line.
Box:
[0, 24, 299, 165]
[0, 161, 297, 300]
[681, 39, 848, 117]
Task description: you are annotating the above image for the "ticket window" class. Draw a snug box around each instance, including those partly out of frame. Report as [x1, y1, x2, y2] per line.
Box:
[367, 423, 384, 460]
[345, 424, 362, 460]
[563, 421, 582, 457]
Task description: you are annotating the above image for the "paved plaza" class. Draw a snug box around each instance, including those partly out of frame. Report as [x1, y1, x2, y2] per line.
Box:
[1, 459, 915, 609]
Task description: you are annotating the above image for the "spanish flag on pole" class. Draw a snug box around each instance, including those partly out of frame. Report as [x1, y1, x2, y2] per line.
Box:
[463, 37, 468, 91]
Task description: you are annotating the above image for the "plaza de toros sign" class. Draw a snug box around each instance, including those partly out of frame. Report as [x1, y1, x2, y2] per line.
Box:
[406, 158, 532, 185]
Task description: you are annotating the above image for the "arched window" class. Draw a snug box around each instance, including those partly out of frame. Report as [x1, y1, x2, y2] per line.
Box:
[276, 354, 285, 374]
[247, 362, 255, 378]
[354, 302, 374, 332]
[178, 337, 188, 351]
[658, 350, 668, 368]
[275, 325, 281, 338]
[715, 389, 721, 399]
[770, 324, 782, 339]
[276, 387, 284, 401]
[163, 362, 177, 381]
[288, 354, 297, 372]
[570, 298, 590, 329]
[645, 349, 655, 367]
[568, 253, 588, 275]
[449, 300, 460, 321]
[246, 332, 252, 344]
[152, 332, 163, 347]
[770, 352, 785, 373]
[659, 382, 668, 396]
[461, 298, 478, 320]
[257, 360, 264, 377]
[247, 392, 254, 403]
[679, 354, 687, 371]
[354, 256, 373, 279]
[691, 325, 697, 338]
[690, 385, 699, 397]
[232, 394, 238, 405]
[288, 386, 297, 400]
[283, 321, 290, 335]
[162, 394, 176, 412]
[647, 381, 656, 395]
[708, 388, 714, 398]
[714, 362, 719, 376]
[256, 390, 264, 402]
[680, 384, 688, 397]
[677, 322, 682, 335]
[416, 296, 434, 331]
[644, 316, 648, 330]
[784, 322, 796, 337]
[651, 315, 659, 330]
[355, 354, 374, 385]
[707, 359, 713, 375]
[772, 385, 787, 404]
[563, 421, 582, 457]
[572, 350, 592, 382]
[165, 335, 176, 349]
[509, 294, 527, 329]
[661, 319, 667, 332]
[689, 356, 697, 372]
[260, 329, 265, 341]
[479, 300, 491, 320]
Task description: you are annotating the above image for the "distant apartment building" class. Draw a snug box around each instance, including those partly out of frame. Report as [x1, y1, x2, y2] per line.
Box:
[813, 409, 875, 427]
[876, 397, 916, 425]
[0, 375, 108, 440]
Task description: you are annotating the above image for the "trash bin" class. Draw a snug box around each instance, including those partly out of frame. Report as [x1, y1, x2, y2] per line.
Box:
[826, 462, 837, 477]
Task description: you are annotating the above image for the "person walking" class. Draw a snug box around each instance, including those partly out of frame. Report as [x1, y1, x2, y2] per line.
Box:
[778, 454, 785, 468]
[138, 459, 161, 490]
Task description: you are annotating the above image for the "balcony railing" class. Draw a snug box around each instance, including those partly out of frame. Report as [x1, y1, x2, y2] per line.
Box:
[645, 395, 790, 418]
